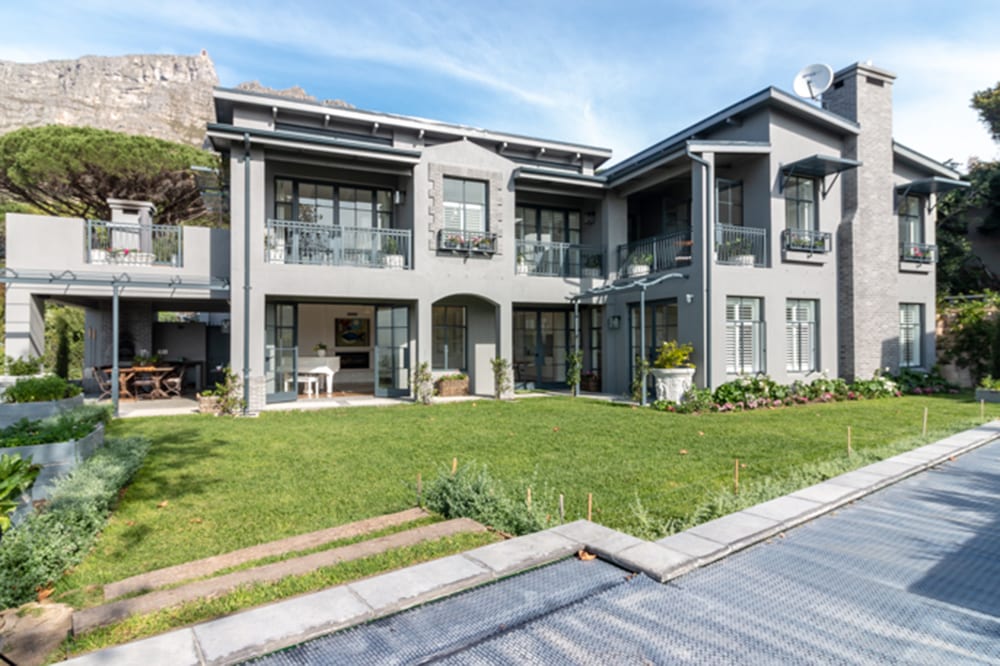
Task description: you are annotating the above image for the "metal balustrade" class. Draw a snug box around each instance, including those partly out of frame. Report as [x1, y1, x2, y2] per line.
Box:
[86, 220, 183, 266]
[716, 224, 767, 266]
[899, 241, 936, 264]
[616, 230, 693, 275]
[515, 241, 604, 278]
[782, 228, 832, 254]
[266, 219, 412, 269]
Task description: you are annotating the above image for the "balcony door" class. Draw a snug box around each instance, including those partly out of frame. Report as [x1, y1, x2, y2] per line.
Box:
[374, 305, 410, 398]
[513, 310, 572, 388]
[265, 302, 298, 403]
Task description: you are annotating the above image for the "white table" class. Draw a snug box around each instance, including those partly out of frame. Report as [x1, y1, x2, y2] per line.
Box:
[299, 355, 340, 396]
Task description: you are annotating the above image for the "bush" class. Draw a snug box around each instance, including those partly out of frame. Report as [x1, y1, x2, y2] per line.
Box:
[0, 454, 40, 533]
[424, 463, 548, 536]
[3, 375, 81, 403]
[4, 356, 42, 376]
[0, 435, 151, 608]
[0, 405, 111, 448]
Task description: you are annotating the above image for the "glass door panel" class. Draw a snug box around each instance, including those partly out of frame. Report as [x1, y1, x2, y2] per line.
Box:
[265, 303, 298, 403]
[375, 305, 409, 397]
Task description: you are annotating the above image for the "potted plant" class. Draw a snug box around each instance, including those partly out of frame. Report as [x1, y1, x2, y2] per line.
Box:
[435, 372, 469, 397]
[516, 252, 529, 275]
[581, 370, 601, 392]
[382, 236, 405, 269]
[582, 254, 602, 278]
[975, 375, 1000, 403]
[626, 253, 652, 278]
[723, 237, 755, 266]
[313, 342, 328, 357]
[650, 341, 696, 403]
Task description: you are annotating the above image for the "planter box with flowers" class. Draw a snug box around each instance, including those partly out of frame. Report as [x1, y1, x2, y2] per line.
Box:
[435, 373, 469, 397]
[976, 376, 1000, 403]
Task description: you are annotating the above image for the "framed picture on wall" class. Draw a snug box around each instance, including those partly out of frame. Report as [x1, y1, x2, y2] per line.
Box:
[335, 318, 370, 347]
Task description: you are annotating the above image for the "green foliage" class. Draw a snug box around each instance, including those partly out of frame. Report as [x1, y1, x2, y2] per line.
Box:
[565, 350, 583, 396]
[44, 305, 84, 380]
[0, 435, 151, 608]
[937, 294, 1000, 383]
[0, 454, 40, 534]
[3, 374, 81, 403]
[972, 80, 1000, 143]
[5, 355, 42, 376]
[891, 368, 955, 394]
[652, 341, 695, 369]
[424, 463, 548, 536]
[0, 405, 110, 448]
[936, 163, 1000, 295]
[200, 367, 245, 416]
[0, 125, 218, 226]
[979, 375, 1000, 390]
[411, 362, 434, 405]
[490, 357, 512, 400]
[630, 355, 650, 402]
[436, 373, 468, 381]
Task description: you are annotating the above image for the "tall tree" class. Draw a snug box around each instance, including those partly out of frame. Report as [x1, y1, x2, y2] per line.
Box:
[972, 81, 1000, 142]
[0, 126, 219, 225]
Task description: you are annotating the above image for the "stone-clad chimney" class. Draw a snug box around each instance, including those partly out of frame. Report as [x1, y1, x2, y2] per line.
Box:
[822, 63, 898, 380]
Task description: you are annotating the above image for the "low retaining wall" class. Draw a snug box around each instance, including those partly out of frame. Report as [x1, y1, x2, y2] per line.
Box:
[0, 394, 84, 428]
[6, 423, 105, 526]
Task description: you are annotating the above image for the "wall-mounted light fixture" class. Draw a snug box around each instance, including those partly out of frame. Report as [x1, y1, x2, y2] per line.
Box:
[685, 293, 694, 304]
[584, 212, 596, 226]
[393, 190, 406, 206]
[608, 315, 621, 330]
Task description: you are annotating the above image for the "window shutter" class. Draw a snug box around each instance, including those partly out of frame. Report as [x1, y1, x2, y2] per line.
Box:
[465, 203, 485, 233]
[444, 202, 462, 230]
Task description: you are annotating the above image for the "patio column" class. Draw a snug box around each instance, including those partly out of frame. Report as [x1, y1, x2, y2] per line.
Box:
[112, 285, 120, 417]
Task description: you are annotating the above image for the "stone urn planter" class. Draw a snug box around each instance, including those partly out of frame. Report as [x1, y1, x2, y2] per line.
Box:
[197, 393, 220, 415]
[382, 254, 405, 270]
[516, 261, 529, 275]
[580, 374, 601, 392]
[650, 367, 695, 403]
[733, 254, 755, 267]
[626, 264, 650, 278]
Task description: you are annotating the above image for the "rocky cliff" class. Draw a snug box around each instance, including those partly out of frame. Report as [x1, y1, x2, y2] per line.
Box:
[0, 52, 219, 146]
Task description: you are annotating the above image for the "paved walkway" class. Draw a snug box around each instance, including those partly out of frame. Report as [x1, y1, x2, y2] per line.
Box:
[62, 421, 1000, 665]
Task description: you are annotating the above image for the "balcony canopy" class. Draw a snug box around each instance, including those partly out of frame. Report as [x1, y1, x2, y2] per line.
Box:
[780, 154, 862, 197]
[895, 176, 969, 197]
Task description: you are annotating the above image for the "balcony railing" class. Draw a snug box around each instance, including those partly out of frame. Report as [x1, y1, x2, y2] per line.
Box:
[515, 241, 604, 278]
[716, 224, 767, 267]
[266, 219, 411, 269]
[86, 220, 183, 266]
[900, 241, 936, 264]
[437, 229, 498, 254]
[616, 230, 693, 275]
[782, 228, 831, 254]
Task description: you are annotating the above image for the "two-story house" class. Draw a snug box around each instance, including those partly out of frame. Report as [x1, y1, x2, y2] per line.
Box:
[3, 62, 964, 410]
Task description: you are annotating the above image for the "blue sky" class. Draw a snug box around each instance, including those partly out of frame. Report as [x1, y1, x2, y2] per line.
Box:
[2, 0, 999, 168]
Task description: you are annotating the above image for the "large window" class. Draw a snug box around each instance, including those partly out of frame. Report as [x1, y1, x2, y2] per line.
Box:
[899, 303, 923, 368]
[629, 300, 678, 363]
[515, 205, 581, 243]
[786, 299, 817, 373]
[717, 180, 743, 226]
[898, 195, 923, 245]
[274, 178, 392, 228]
[784, 176, 817, 230]
[444, 178, 487, 233]
[433, 306, 467, 371]
[726, 297, 764, 374]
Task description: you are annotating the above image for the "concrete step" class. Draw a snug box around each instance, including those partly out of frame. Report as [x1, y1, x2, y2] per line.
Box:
[73, 517, 485, 635]
[104, 507, 430, 601]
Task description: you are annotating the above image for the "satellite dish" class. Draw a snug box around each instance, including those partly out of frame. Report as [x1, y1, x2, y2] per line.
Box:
[792, 63, 834, 100]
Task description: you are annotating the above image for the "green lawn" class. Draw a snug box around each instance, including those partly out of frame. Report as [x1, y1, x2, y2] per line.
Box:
[62, 394, 995, 592]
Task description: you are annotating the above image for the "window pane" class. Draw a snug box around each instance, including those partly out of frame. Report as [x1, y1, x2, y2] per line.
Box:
[276, 179, 293, 203]
[443, 178, 463, 202]
[466, 180, 486, 205]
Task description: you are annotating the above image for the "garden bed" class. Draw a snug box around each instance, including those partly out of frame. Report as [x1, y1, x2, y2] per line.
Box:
[7, 423, 105, 517]
[0, 394, 84, 428]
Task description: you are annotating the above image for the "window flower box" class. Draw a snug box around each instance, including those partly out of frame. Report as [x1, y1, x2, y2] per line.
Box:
[435, 374, 469, 397]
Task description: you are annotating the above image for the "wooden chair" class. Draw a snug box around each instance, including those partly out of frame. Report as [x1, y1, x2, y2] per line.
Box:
[92, 367, 112, 400]
[162, 366, 184, 398]
[131, 370, 157, 399]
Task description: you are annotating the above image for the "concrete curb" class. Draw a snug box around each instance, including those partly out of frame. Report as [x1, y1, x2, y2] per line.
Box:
[62, 421, 1000, 665]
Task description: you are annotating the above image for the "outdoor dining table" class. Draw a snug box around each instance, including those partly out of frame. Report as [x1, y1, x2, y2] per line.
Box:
[116, 365, 176, 400]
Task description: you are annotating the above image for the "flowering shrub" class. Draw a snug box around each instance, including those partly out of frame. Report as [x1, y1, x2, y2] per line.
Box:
[890, 367, 957, 395]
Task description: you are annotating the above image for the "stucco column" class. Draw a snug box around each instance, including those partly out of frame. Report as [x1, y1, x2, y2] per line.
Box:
[416, 298, 433, 369]
[3, 290, 45, 362]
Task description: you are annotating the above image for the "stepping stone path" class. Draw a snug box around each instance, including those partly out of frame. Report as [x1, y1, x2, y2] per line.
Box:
[72, 508, 486, 635]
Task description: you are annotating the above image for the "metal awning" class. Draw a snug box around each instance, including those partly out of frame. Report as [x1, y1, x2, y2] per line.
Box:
[780, 154, 863, 197]
[896, 176, 969, 196]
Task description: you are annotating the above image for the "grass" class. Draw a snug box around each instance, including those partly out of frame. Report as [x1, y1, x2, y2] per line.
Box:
[54, 531, 498, 662]
[57, 393, 996, 594]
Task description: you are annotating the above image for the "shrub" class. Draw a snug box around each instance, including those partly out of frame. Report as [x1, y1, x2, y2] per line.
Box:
[201, 367, 245, 416]
[3, 375, 81, 403]
[411, 361, 434, 405]
[490, 357, 512, 400]
[848, 370, 899, 399]
[424, 463, 547, 536]
[0, 405, 110, 448]
[0, 435, 151, 608]
[4, 356, 42, 376]
[565, 350, 583, 394]
[0, 454, 40, 534]
[630, 356, 650, 402]
[652, 341, 695, 369]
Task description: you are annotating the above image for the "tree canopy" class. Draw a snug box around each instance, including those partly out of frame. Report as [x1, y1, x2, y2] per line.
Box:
[972, 81, 1000, 143]
[0, 125, 219, 225]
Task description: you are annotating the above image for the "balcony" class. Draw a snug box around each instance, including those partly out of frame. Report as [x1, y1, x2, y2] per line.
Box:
[900, 241, 936, 264]
[86, 220, 183, 267]
[437, 229, 498, 255]
[266, 219, 411, 269]
[616, 231, 693, 276]
[515, 241, 604, 278]
[716, 224, 766, 267]
[782, 228, 831, 254]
